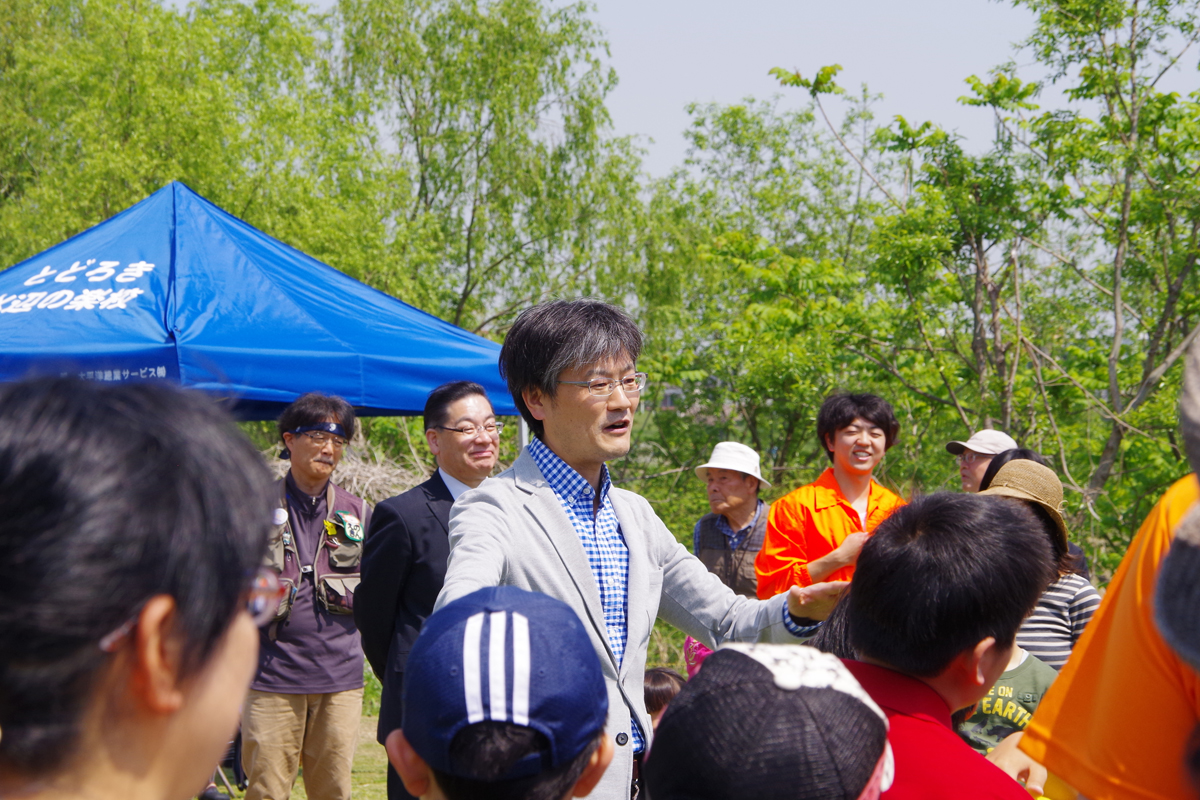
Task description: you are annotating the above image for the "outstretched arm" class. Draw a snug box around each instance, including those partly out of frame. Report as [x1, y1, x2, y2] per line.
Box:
[434, 491, 507, 611]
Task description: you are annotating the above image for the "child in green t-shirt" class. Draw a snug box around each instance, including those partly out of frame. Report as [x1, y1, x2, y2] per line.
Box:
[959, 645, 1058, 754]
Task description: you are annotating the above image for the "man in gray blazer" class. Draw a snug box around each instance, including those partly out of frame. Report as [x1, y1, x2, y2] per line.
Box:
[435, 299, 847, 800]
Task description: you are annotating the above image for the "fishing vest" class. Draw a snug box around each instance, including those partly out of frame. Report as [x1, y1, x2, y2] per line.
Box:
[695, 504, 769, 598]
[264, 479, 372, 624]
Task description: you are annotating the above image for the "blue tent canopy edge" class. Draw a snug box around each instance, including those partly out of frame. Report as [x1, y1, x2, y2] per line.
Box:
[0, 182, 517, 420]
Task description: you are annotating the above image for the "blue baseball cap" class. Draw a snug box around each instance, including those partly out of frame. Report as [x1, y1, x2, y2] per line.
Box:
[402, 586, 609, 780]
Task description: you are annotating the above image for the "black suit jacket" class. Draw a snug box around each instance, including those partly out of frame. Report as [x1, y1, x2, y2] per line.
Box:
[355, 471, 454, 745]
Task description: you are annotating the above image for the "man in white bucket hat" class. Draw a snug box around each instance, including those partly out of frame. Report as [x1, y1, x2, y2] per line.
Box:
[692, 442, 773, 597]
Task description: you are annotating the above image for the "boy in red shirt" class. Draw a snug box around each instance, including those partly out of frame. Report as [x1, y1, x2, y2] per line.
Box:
[842, 492, 1056, 800]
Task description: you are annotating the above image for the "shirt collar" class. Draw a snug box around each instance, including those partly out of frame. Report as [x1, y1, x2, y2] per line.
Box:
[811, 467, 882, 512]
[438, 468, 476, 502]
[843, 660, 952, 728]
[284, 471, 327, 513]
[718, 498, 765, 534]
[527, 437, 611, 503]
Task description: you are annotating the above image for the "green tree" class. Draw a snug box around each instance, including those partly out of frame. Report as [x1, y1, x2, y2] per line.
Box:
[768, 0, 1200, 565]
[332, 0, 642, 333]
[0, 0, 417, 301]
[611, 96, 898, 540]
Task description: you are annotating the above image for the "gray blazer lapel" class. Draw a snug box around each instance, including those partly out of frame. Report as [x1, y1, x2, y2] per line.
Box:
[512, 451, 617, 665]
[611, 490, 654, 681]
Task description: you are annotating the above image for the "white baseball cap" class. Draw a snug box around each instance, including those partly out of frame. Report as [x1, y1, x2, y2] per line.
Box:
[695, 442, 771, 487]
[945, 429, 1018, 456]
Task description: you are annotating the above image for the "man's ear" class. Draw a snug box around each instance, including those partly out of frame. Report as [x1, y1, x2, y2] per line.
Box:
[964, 635, 1005, 687]
[523, 386, 549, 422]
[571, 735, 615, 798]
[386, 729, 433, 798]
[131, 594, 186, 713]
[425, 427, 441, 456]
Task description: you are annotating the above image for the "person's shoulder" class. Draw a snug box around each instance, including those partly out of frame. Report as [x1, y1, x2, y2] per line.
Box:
[453, 464, 527, 510]
[774, 476, 828, 508]
[375, 474, 442, 509]
[1055, 572, 1100, 600]
[871, 478, 905, 507]
[330, 481, 370, 511]
[887, 717, 1029, 799]
[1148, 473, 1200, 540]
[1162, 473, 1200, 507]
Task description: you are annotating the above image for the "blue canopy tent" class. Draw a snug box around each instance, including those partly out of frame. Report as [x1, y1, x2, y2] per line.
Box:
[0, 182, 516, 419]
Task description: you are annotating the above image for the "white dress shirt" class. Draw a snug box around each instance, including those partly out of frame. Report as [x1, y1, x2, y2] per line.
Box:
[438, 467, 475, 501]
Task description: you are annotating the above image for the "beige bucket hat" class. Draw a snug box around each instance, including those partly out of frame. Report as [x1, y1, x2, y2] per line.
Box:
[979, 459, 1068, 555]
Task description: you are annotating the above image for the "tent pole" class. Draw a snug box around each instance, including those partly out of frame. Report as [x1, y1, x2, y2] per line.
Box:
[518, 418, 529, 450]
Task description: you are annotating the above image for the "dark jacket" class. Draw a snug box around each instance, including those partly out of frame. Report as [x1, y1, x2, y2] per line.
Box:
[355, 471, 454, 746]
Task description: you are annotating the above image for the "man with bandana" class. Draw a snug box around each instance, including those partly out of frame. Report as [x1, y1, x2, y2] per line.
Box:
[243, 393, 373, 800]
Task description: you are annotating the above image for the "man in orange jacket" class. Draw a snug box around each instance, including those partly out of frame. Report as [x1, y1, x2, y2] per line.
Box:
[755, 393, 906, 598]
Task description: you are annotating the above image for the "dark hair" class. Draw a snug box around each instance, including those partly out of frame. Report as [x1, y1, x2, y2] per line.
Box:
[815, 394, 900, 463]
[433, 721, 600, 800]
[645, 667, 686, 716]
[847, 493, 1055, 679]
[424, 381, 491, 431]
[499, 299, 643, 439]
[807, 591, 856, 660]
[277, 392, 357, 448]
[0, 378, 275, 774]
[978, 448, 1049, 491]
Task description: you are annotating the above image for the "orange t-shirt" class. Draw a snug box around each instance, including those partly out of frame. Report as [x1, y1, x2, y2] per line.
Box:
[1019, 474, 1200, 800]
[754, 467, 905, 598]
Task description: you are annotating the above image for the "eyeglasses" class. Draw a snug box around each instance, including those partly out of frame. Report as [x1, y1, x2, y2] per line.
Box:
[298, 430, 348, 449]
[558, 372, 648, 397]
[99, 568, 286, 652]
[956, 452, 993, 466]
[436, 422, 504, 437]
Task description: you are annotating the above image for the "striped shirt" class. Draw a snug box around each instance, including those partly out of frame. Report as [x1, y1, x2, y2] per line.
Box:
[526, 438, 645, 750]
[1016, 572, 1102, 670]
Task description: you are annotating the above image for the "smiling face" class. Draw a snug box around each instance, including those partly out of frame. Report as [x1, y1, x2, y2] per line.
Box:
[705, 468, 759, 520]
[525, 353, 638, 481]
[825, 416, 887, 477]
[282, 418, 342, 489]
[425, 394, 499, 488]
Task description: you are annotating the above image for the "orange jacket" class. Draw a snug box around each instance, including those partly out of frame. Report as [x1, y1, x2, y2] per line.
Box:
[754, 467, 905, 598]
[1018, 475, 1200, 800]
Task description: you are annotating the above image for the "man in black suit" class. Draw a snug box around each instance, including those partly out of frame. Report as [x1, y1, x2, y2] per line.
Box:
[355, 381, 501, 800]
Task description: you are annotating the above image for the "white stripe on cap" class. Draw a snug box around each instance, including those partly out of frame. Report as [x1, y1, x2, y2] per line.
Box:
[511, 613, 530, 726]
[488, 611, 508, 721]
[463, 612, 485, 724]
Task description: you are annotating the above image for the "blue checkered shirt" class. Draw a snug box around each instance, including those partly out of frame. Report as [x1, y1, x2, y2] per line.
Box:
[526, 438, 646, 751]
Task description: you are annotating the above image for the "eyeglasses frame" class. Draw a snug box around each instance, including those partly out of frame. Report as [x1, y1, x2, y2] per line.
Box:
[557, 372, 649, 397]
[435, 421, 505, 437]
